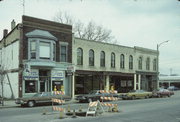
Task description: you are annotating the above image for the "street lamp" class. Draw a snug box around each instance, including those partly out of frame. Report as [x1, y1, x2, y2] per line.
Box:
[157, 40, 169, 89]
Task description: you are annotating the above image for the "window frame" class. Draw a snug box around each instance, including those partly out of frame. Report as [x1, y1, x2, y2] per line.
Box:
[89, 49, 95, 66]
[100, 51, 105, 67]
[120, 54, 125, 69]
[77, 48, 83, 65]
[111, 52, 115, 68]
[60, 43, 68, 62]
[129, 55, 133, 70]
[138, 57, 142, 70]
[146, 57, 150, 70]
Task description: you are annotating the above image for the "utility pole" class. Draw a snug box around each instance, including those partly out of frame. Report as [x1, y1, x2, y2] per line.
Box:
[157, 40, 169, 89]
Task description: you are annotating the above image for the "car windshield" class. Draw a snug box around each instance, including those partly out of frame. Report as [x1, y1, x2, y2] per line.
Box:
[89, 90, 99, 94]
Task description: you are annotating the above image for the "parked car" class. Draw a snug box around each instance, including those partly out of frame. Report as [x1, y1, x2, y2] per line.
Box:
[152, 89, 174, 98]
[167, 86, 180, 91]
[122, 90, 152, 100]
[76, 90, 118, 103]
[15, 92, 71, 107]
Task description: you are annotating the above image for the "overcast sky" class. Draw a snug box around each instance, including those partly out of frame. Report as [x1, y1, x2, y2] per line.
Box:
[0, 0, 180, 75]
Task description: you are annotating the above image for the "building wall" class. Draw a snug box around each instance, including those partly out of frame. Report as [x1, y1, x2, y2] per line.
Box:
[73, 38, 157, 73]
[0, 28, 20, 98]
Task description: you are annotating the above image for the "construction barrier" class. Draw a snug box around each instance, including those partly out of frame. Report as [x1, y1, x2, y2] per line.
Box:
[52, 106, 64, 112]
[99, 90, 117, 94]
[53, 91, 65, 95]
[52, 98, 65, 104]
[99, 90, 119, 112]
[86, 100, 104, 116]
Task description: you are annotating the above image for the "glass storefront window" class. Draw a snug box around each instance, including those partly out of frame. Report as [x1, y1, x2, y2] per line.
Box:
[25, 80, 37, 93]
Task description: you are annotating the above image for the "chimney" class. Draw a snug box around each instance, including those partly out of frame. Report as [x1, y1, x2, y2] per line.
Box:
[11, 19, 16, 30]
[3, 29, 8, 37]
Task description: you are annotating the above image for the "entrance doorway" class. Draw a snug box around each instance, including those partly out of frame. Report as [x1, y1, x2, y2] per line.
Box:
[39, 70, 51, 92]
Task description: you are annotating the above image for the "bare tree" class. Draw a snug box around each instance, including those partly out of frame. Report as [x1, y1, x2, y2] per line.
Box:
[53, 11, 117, 43]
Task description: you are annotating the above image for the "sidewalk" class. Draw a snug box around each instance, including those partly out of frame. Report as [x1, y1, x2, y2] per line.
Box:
[0, 100, 19, 109]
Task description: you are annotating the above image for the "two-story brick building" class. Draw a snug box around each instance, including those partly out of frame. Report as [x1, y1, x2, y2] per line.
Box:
[0, 16, 73, 98]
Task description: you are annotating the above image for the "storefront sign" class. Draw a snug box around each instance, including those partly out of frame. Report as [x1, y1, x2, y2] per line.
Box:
[51, 70, 64, 81]
[24, 69, 39, 80]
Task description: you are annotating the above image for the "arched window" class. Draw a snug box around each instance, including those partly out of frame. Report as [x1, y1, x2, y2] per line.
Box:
[138, 57, 142, 70]
[89, 49, 94, 66]
[111, 52, 115, 68]
[146, 57, 150, 70]
[129, 55, 133, 69]
[77, 48, 83, 65]
[100, 51, 105, 67]
[120, 54, 125, 69]
[153, 58, 157, 71]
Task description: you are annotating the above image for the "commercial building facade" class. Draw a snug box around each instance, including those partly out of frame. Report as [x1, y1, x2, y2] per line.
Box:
[0, 16, 158, 98]
[72, 38, 158, 94]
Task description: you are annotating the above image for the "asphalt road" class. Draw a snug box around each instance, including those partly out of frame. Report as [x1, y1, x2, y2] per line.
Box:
[0, 91, 180, 122]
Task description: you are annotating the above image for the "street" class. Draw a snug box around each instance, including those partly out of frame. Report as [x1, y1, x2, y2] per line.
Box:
[0, 91, 180, 122]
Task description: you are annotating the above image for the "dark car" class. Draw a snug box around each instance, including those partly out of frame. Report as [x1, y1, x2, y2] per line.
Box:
[76, 90, 118, 103]
[152, 89, 174, 98]
[15, 92, 71, 107]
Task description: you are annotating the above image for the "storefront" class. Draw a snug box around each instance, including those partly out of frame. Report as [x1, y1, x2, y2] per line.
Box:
[23, 69, 65, 97]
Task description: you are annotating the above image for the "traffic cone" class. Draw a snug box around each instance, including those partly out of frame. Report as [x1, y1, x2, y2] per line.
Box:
[79, 105, 82, 112]
[72, 109, 77, 118]
[42, 107, 47, 115]
[67, 104, 71, 113]
[112, 105, 118, 112]
[59, 111, 64, 119]
[108, 106, 112, 112]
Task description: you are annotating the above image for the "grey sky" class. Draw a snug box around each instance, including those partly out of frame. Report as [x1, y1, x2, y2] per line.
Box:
[0, 0, 179, 75]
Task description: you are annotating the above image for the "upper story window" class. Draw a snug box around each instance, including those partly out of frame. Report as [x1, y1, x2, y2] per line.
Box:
[39, 42, 50, 59]
[120, 54, 125, 69]
[60, 44, 68, 62]
[30, 41, 36, 59]
[129, 55, 133, 69]
[153, 58, 157, 71]
[53, 44, 56, 61]
[89, 49, 94, 66]
[100, 51, 105, 67]
[26, 29, 57, 61]
[138, 57, 142, 70]
[146, 57, 150, 70]
[77, 48, 83, 65]
[111, 52, 115, 68]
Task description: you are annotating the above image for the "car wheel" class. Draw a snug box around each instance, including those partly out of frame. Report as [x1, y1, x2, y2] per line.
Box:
[132, 96, 136, 100]
[145, 95, 149, 99]
[88, 98, 92, 103]
[28, 101, 35, 107]
[157, 94, 161, 98]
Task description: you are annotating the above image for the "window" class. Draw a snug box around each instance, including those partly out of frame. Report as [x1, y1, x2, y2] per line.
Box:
[129, 55, 133, 69]
[53, 44, 56, 61]
[77, 48, 83, 65]
[120, 54, 125, 69]
[111, 52, 115, 68]
[138, 57, 142, 70]
[146, 57, 150, 70]
[100, 51, 105, 67]
[60, 45, 68, 62]
[30, 41, 36, 59]
[89, 49, 94, 66]
[153, 59, 157, 71]
[25, 80, 37, 93]
[39, 42, 50, 59]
